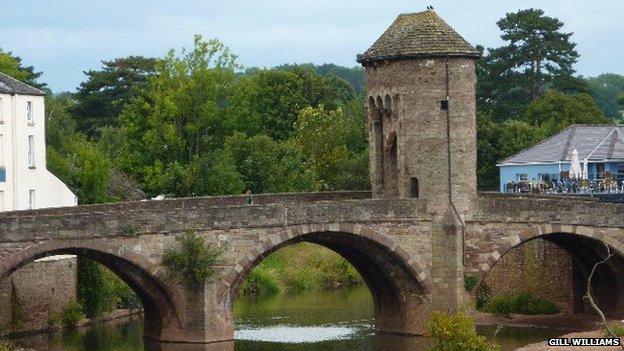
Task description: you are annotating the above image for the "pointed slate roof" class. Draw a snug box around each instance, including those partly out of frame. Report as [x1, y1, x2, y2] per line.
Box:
[500, 125, 624, 165]
[0, 72, 46, 96]
[357, 10, 480, 64]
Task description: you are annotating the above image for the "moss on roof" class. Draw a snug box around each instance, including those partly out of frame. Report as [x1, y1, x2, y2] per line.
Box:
[357, 10, 480, 63]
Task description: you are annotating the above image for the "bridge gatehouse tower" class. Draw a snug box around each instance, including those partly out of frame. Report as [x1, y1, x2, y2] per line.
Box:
[357, 9, 480, 215]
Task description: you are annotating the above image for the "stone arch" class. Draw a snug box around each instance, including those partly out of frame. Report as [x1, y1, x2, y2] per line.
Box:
[220, 223, 430, 335]
[473, 225, 624, 316]
[0, 241, 183, 342]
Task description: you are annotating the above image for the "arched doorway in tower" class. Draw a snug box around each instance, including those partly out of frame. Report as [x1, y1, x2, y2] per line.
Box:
[473, 233, 624, 330]
[229, 230, 430, 351]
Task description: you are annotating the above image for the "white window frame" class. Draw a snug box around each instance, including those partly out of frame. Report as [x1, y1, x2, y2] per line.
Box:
[26, 101, 33, 124]
[28, 135, 35, 168]
[516, 173, 528, 182]
[28, 189, 35, 209]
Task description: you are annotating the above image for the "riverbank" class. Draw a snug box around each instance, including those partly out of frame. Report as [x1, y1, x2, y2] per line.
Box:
[238, 242, 363, 296]
[517, 330, 623, 351]
[477, 312, 605, 331]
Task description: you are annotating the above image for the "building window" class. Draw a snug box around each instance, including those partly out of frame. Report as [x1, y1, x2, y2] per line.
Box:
[28, 189, 35, 209]
[0, 167, 5, 182]
[26, 101, 33, 124]
[440, 100, 449, 110]
[516, 173, 528, 182]
[410, 177, 419, 198]
[28, 135, 35, 168]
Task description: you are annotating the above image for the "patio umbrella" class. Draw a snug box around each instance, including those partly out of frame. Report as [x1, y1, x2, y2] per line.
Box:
[582, 159, 589, 180]
[570, 149, 582, 179]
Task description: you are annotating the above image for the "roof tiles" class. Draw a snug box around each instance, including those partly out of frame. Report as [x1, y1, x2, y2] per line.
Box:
[357, 10, 480, 63]
[500, 125, 624, 165]
[0, 72, 45, 96]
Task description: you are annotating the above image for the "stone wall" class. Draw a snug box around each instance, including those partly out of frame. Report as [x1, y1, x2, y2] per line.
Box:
[0, 257, 76, 335]
[483, 239, 576, 313]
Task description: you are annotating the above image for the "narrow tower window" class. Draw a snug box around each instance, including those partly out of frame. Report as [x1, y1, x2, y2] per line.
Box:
[26, 101, 33, 123]
[28, 189, 35, 209]
[410, 177, 419, 198]
[440, 100, 449, 110]
[28, 135, 35, 168]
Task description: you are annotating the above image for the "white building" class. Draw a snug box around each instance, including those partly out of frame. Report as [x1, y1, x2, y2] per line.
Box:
[0, 73, 76, 211]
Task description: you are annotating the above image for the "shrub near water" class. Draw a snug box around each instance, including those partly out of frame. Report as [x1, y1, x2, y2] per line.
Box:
[239, 242, 363, 296]
[60, 302, 85, 327]
[426, 311, 500, 351]
[486, 292, 559, 316]
[163, 230, 225, 288]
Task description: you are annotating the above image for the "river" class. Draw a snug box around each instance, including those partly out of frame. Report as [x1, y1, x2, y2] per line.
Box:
[13, 286, 564, 351]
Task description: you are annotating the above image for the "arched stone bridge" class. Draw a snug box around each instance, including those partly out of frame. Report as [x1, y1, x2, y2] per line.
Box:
[1, 191, 623, 345]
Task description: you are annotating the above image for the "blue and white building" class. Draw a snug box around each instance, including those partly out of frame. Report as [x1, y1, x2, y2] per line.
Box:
[498, 125, 624, 193]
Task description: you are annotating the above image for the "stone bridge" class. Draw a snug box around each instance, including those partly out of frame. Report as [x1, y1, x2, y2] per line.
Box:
[1, 191, 624, 345]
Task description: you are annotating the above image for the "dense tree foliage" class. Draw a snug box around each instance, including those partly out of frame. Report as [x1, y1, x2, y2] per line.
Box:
[0, 49, 46, 89]
[475, 9, 612, 190]
[585, 74, 624, 120]
[114, 35, 368, 197]
[71, 56, 159, 137]
[477, 9, 584, 120]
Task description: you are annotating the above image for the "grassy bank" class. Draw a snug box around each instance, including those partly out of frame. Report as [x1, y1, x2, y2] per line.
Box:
[238, 243, 363, 296]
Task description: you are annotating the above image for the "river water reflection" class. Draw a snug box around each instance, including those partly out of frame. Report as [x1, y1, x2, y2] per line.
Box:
[15, 286, 563, 351]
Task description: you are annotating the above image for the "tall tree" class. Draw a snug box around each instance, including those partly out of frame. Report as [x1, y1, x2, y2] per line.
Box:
[118, 36, 240, 196]
[0, 49, 46, 89]
[586, 74, 624, 119]
[523, 91, 610, 135]
[478, 9, 582, 120]
[71, 56, 159, 137]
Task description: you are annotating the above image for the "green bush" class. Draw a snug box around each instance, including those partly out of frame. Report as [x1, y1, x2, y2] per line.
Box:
[60, 302, 85, 327]
[486, 296, 513, 317]
[0, 339, 16, 351]
[464, 275, 479, 292]
[486, 292, 559, 316]
[237, 242, 364, 296]
[604, 322, 624, 337]
[239, 270, 281, 296]
[426, 311, 500, 351]
[163, 230, 225, 288]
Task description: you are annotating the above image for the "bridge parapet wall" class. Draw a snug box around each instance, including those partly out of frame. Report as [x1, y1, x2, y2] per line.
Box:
[475, 193, 624, 228]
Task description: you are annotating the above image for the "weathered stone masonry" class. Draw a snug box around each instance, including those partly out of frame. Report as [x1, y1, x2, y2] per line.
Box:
[2, 9, 624, 346]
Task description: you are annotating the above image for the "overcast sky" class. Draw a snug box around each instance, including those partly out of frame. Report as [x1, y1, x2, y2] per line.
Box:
[2, 0, 623, 92]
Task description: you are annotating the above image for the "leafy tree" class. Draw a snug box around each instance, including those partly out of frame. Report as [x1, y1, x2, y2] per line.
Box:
[119, 36, 239, 196]
[478, 9, 582, 119]
[476, 112, 502, 191]
[586, 74, 624, 119]
[217, 133, 319, 193]
[71, 56, 159, 137]
[271, 63, 366, 93]
[523, 90, 610, 135]
[294, 105, 369, 190]
[0, 49, 46, 89]
[249, 67, 356, 141]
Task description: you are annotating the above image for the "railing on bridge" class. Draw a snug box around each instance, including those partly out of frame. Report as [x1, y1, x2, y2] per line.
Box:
[503, 173, 624, 195]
